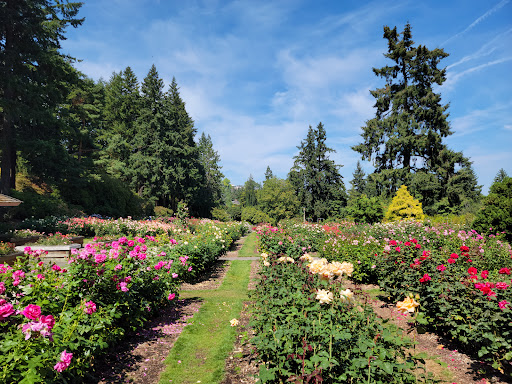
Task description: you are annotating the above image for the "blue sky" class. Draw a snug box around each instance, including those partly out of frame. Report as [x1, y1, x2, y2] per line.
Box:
[61, 0, 512, 193]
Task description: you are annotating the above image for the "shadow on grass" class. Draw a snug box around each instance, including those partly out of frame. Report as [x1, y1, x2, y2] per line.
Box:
[83, 298, 204, 384]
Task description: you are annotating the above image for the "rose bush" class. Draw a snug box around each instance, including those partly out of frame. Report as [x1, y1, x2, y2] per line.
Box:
[0, 219, 246, 383]
[251, 253, 432, 383]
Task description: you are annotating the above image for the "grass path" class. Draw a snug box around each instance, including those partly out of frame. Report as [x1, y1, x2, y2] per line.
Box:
[158, 232, 257, 384]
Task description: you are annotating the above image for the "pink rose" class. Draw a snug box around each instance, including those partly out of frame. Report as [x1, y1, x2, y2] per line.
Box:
[436, 265, 446, 272]
[40, 315, 55, 330]
[168, 293, 176, 300]
[52, 265, 61, 271]
[54, 350, 73, 372]
[22, 304, 42, 320]
[0, 302, 15, 319]
[0, 282, 5, 294]
[119, 282, 129, 292]
[84, 301, 97, 314]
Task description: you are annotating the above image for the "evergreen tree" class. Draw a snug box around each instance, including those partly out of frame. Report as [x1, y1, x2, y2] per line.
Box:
[289, 123, 346, 220]
[97, 67, 140, 182]
[163, 77, 204, 214]
[353, 23, 451, 196]
[473, 176, 512, 242]
[265, 166, 274, 180]
[241, 175, 259, 207]
[0, 0, 83, 193]
[494, 168, 509, 184]
[349, 161, 366, 197]
[130, 64, 168, 202]
[197, 132, 224, 216]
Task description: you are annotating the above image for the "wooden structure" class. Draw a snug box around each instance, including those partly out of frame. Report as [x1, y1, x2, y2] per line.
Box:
[0, 194, 22, 207]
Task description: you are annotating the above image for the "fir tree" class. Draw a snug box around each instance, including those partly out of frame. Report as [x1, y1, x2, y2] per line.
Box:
[163, 77, 204, 214]
[349, 161, 366, 198]
[197, 132, 224, 216]
[353, 23, 451, 196]
[0, 0, 83, 193]
[98, 67, 140, 182]
[130, 64, 168, 202]
[494, 168, 509, 184]
[289, 122, 346, 220]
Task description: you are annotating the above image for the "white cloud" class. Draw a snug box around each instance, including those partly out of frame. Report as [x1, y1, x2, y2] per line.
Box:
[447, 27, 512, 70]
[442, 0, 510, 46]
[444, 57, 512, 90]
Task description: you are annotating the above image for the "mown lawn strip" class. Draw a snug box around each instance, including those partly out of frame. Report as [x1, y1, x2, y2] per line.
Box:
[158, 258, 252, 384]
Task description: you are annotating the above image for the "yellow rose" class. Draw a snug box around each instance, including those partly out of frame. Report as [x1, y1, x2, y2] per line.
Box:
[315, 289, 333, 304]
[396, 297, 419, 314]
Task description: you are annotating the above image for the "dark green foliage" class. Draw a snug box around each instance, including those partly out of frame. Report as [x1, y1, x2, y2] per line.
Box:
[348, 161, 366, 198]
[494, 168, 509, 184]
[346, 194, 384, 224]
[197, 133, 224, 217]
[264, 166, 274, 180]
[58, 173, 144, 218]
[227, 204, 242, 221]
[0, 0, 83, 194]
[241, 175, 259, 207]
[473, 176, 512, 242]
[6, 188, 78, 220]
[97, 67, 140, 183]
[353, 23, 481, 215]
[289, 123, 347, 221]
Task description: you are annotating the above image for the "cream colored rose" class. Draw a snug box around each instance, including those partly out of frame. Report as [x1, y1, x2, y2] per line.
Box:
[396, 297, 419, 314]
[261, 252, 268, 259]
[340, 288, 354, 303]
[339, 262, 354, 277]
[300, 254, 313, 262]
[315, 289, 333, 304]
[263, 261, 270, 267]
[230, 318, 239, 327]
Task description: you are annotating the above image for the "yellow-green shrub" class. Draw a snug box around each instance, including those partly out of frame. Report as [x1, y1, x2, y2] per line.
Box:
[385, 185, 425, 221]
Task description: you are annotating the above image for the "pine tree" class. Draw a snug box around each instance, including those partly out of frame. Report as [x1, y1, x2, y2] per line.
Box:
[353, 23, 451, 196]
[289, 123, 346, 220]
[0, 0, 83, 193]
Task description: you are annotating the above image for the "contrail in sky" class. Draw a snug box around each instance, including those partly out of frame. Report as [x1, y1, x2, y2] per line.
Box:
[441, 0, 510, 46]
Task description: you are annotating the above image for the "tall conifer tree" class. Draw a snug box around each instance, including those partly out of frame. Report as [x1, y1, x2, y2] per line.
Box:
[353, 23, 450, 196]
[0, 0, 83, 193]
[289, 123, 346, 220]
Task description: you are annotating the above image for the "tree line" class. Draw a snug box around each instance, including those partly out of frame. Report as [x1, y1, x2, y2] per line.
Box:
[1, 2, 485, 223]
[222, 23, 482, 224]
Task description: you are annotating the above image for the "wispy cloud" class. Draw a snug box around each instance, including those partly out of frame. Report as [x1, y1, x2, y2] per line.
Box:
[442, 0, 510, 45]
[444, 57, 512, 90]
[447, 27, 512, 70]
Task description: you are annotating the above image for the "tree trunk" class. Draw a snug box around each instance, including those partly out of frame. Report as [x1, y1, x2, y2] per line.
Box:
[0, 0, 16, 195]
